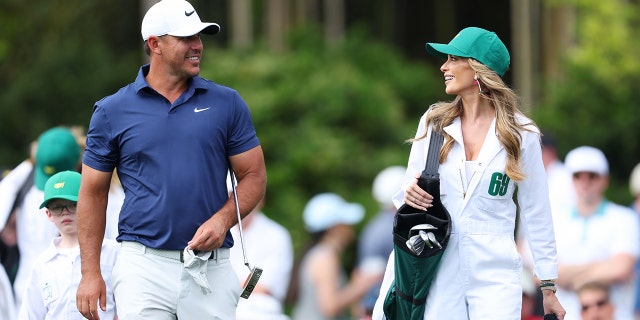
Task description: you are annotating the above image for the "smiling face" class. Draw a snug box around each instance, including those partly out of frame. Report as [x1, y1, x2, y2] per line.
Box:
[45, 199, 78, 237]
[151, 33, 204, 79]
[439, 55, 477, 96]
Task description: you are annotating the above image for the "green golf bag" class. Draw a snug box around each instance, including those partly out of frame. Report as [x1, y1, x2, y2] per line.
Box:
[383, 129, 452, 320]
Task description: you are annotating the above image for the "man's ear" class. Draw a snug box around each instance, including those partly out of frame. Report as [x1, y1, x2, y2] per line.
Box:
[147, 36, 163, 55]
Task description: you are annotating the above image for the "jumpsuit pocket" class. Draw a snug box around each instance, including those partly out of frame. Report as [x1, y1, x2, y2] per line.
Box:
[476, 193, 514, 222]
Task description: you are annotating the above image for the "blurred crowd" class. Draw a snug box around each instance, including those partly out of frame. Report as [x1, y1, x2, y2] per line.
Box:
[0, 126, 124, 319]
[2, 126, 640, 320]
[518, 134, 640, 320]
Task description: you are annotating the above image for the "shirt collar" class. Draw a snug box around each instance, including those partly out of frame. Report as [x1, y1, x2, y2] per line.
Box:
[133, 64, 209, 94]
[571, 200, 608, 219]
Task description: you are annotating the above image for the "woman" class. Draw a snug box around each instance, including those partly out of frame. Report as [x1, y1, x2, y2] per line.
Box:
[372, 27, 566, 319]
[290, 193, 380, 320]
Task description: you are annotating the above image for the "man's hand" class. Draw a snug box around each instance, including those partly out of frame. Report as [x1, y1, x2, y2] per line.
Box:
[76, 272, 107, 320]
[187, 215, 228, 252]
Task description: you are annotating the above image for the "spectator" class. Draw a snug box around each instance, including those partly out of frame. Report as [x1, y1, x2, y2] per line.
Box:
[629, 162, 640, 214]
[555, 146, 639, 320]
[541, 133, 575, 216]
[0, 127, 81, 309]
[628, 162, 640, 319]
[577, 282, 614, 320]
[291, 193, 380, 320]
[230, 196, 293, 320]
[355, 165, 405, 319]
[0, 265, 16, 320]
[18, 171, 118, 319]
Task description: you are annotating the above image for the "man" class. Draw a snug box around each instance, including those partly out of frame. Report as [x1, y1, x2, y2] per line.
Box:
[75, 1, 266, 319]
[577, 282, 614, 320]
[541, 133, 575, 216]
[555, 146, 639, 320]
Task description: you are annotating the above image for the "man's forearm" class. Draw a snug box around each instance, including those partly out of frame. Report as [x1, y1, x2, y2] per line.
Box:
[77, 165, 111, 274]
[77, 195, 108, 274]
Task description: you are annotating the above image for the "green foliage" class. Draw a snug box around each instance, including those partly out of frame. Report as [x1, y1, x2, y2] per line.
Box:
[535, 0, 640, 204]
[0, 0, 140, 167]
[201, 27, 446, 252]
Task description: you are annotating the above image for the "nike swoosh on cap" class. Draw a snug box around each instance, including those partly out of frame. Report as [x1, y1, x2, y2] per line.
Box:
[185, 10, 195, 16]
[194, 107, 210, 113]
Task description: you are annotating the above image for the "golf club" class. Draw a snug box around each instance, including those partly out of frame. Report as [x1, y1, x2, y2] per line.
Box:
[229, 168, 263, 299]
[405, 224, 441, 255]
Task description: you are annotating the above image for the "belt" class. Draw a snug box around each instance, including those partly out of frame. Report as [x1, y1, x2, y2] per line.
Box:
[121, 241, 230, 263]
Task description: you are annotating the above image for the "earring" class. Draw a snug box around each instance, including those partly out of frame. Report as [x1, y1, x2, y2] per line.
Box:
[474, 75, 483, 94]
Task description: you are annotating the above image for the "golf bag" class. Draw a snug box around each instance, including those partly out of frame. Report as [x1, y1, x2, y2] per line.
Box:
[383, 128, 452, 320]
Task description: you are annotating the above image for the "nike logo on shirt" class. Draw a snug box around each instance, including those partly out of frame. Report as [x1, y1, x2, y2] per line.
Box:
[185, 10, 195, 16]
[194, 107, 210, 113]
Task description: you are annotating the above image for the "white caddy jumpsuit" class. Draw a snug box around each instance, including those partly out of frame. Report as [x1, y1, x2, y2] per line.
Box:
[372, 112, 559, 319]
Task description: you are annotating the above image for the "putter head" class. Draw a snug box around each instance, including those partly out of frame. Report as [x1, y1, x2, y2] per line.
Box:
[240, 267, 263, 299]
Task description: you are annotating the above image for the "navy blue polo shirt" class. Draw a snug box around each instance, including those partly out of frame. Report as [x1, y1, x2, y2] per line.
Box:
[83, 65, 260, 250]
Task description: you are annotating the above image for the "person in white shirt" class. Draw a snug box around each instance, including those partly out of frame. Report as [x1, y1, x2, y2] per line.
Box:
[554, 146, 639, 320]
[0, 266, 16, 320]
[230, 197, 293, 320]
[4, 127, 81, 309]
[541, 134, 575, 217]
[18, 171, 119, 319]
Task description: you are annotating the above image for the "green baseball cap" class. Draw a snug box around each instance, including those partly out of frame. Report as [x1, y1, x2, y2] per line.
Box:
[40, 170, 81, 209]
[34, 127, 81, 191]
[425, 27, 510, 77]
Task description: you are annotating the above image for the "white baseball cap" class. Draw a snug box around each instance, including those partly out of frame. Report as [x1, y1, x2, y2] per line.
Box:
[565, 146, 609, 175]
[303, 193, 364, 233]
[141, 0, 220, 41]
[630, 163, 640, 196]
[372, 166, 406, 207]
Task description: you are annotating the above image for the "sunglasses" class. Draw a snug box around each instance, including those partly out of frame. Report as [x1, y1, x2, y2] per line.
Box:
[572, 172, 600, 180]
[581, 298, 608, 311]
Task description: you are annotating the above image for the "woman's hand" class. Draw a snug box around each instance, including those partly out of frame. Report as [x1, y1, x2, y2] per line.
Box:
[542, 290, 566, 320]
[404, 174, 433, 210]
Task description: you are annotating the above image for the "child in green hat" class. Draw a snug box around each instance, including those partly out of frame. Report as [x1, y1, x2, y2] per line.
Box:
[17, 171, 119, 319]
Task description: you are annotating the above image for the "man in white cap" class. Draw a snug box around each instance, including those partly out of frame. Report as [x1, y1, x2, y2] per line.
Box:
[554, 146, 639, 320]
[75, 0, 266, 319]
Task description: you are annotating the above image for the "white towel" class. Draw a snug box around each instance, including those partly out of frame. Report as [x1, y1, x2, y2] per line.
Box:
[182, 248, 213, 294]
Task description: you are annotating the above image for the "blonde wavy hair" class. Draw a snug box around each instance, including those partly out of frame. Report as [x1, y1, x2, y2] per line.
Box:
[414, 58, 537, 181]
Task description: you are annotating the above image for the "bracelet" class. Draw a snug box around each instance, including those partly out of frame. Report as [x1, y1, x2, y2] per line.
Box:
[539, 281, 557, 293]
[540, 285, 557, 293]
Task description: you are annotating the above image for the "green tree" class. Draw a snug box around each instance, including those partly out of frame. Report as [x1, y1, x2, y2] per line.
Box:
[534, 0, 640, 203]
[200, 27, 446, 252]
[0, 0, 140, 166]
